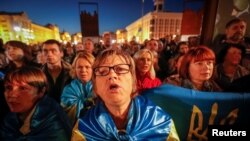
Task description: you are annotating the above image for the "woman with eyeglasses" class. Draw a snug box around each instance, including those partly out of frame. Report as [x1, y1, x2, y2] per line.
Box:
[71, 48, 179, 141]
[60, 51, 95, 125]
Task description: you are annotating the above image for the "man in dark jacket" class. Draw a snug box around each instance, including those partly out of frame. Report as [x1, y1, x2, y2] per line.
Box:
[41, 39, 72, 103]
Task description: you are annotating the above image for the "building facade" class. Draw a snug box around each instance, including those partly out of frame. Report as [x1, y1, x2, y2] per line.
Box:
[0, 11, 60, 44]
[126, 11, 182, 43]
[60, 31, 72, 44]
[126, 0, 182, 43]
[116, 29, 127, 44]
[72, 32, 83, 44]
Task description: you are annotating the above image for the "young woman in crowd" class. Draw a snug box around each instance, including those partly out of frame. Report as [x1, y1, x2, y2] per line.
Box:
[4, 40, 39, 72]
[133, 49, 162, 93]
[0, 66, 72, 141]
[61, 51, 95, 125]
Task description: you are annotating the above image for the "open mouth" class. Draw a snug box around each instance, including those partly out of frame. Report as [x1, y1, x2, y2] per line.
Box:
[109, 84, 119, 90]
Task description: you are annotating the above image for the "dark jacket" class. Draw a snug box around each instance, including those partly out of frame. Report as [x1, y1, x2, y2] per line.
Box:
[42, 61, 72, 103]
[226, 74, 250, 93]
[0, 95, 72, 141]
[0, 80, 9, 125]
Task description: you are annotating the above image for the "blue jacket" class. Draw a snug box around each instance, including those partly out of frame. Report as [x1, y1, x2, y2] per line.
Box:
[71, 95, 179, 141]
[61, 79, 94, 125]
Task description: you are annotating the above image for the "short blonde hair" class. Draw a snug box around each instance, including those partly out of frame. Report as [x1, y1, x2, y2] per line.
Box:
[70, 51, 95, 78]
[133, 49, 156, 79]
[92, 48, 137, 97]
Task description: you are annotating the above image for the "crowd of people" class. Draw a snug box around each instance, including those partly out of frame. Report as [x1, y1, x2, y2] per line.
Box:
[0, 18, 249, 140]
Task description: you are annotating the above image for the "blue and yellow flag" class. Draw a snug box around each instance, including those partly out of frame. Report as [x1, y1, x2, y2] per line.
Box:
[143, 84, 250, 140]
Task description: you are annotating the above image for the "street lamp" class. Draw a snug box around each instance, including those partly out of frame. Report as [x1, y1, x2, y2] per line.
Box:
[141, 0, 144, 43]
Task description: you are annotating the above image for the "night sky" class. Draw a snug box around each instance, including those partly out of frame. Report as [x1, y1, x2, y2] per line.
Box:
[0, 0, 204, 35]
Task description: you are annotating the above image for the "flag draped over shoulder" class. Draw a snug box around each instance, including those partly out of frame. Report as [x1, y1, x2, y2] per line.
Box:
[143, 84, 250, 141]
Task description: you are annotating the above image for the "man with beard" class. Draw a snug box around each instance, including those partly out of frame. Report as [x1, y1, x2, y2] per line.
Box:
[212, 18, 250, 70]
[94, 32, 112, 56]
[231, 0, 250, 37]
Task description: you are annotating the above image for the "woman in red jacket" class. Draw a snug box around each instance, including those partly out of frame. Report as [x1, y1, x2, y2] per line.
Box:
[133, 49, 162, 94]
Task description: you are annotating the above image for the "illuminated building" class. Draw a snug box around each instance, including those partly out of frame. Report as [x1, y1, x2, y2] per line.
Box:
[116, 29, 127, 44]
[0, 11, 60, 44]
[126, 0, 182, 43]
[32, 23, 61, 44]
[60, 31, 71, 45]
[71, 32, 83, 44]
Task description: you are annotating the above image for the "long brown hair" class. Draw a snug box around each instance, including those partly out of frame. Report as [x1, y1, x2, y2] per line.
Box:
[4, 40, 33, 62]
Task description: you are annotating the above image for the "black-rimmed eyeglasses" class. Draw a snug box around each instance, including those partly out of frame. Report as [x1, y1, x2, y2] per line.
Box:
[94, 64, 130, 76]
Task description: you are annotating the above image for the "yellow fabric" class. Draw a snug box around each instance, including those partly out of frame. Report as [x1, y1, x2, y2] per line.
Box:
[19, 106, 37, 135]
[71, 120, 86, 141]
[166, 119, 180, 141]
[64, 105, 77, 125]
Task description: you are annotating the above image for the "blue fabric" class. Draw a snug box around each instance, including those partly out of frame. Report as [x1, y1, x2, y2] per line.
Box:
[0, 71, 4, 80]
[143, 84, 250, 140]
[61, 79, 94, 120]
[76, 95, 176, 141]
[0, 95, 72, 141]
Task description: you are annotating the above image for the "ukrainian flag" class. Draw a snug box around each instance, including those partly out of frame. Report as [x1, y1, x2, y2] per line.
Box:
[143, 84, 250, 140]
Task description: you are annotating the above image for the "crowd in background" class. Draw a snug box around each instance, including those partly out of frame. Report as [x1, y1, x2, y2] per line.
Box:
[0, 18, 250, 140]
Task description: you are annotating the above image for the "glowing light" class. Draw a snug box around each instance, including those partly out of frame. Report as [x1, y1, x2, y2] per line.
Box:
[112, 39, 116, 44]
[99, 39, 103, 44]
[13, 26, 21, 32]
[135, 36, 139, 42]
